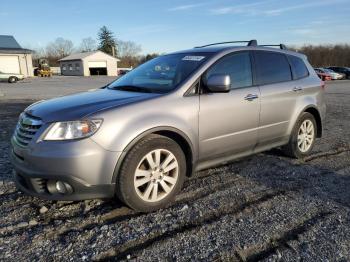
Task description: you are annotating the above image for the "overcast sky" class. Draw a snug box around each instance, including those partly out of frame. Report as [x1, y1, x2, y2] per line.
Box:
[2, 0, 350, 54]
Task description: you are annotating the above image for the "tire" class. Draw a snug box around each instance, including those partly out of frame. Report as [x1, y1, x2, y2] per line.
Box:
[282, 112, 317, 159]
[8, 76, 17, 83]
[116, 134, 186, 212]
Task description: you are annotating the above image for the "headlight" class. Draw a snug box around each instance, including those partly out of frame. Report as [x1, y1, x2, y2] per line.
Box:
[42, 119, 102, 141]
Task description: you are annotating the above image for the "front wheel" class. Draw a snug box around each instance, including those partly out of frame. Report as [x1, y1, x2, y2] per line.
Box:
[282, 112, 317, 159]
[8, 76, 17, 83]
[116, 134, 186, 212]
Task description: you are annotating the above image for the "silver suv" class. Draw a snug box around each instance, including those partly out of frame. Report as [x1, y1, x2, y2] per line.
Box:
[11, 40, 326, 212]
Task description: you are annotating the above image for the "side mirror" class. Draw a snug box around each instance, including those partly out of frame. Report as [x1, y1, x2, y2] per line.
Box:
[206, 74, 231, 93]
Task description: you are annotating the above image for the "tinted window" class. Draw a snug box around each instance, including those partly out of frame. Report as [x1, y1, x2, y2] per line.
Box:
[205, 52, 252, 89]
[255, 51, 292, 85]
[288, 55, 309, 79]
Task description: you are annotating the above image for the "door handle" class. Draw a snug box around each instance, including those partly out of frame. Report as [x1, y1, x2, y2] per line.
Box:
[293, 87, 303, 92]
[244, 94, 259, 101]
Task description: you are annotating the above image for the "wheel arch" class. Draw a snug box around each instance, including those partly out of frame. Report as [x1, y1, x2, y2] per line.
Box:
[111, 126, 195, 184]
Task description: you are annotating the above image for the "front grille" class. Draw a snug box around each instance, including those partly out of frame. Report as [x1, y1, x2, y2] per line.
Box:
[13, 113, 42, 147]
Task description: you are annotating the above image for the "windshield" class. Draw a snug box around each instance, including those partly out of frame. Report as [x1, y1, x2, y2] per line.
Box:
[108, 53, 211, 93]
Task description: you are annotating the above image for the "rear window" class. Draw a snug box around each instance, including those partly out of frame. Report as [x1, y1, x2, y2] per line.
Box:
[288, 55, 309, 79]
[254, 51, 292, 85]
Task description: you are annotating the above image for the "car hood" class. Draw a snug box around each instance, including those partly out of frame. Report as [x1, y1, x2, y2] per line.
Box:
[25, 88, 159, 122]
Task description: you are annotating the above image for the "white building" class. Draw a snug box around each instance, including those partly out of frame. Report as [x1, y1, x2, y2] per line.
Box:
[0, 35, 33, 77]
[59, 51, 120, 76]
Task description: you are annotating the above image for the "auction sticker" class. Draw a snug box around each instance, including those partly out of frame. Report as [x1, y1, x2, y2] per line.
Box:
[182, 56, 206, 61]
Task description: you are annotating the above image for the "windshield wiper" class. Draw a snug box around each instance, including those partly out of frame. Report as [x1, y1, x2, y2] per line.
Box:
[109, 85, 153, 93]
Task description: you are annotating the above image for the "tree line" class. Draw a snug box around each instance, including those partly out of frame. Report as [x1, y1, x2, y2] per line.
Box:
[295, 44, 350, 67]
[32, 26, 159, 68]
[31, 26, 350, 68]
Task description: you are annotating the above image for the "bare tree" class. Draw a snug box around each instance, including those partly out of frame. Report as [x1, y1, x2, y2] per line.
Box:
[296, 44, 350, 67]
[116, 40, 142, 67]
[46, 37, 74, 59]
[79, 37, 97, 52]
[139, 53, 159, 64]
[117, 40, 142, 58]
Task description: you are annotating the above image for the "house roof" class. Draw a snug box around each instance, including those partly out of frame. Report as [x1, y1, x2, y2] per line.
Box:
[0, 35, 32, 54]
[59, 50, 120, 61]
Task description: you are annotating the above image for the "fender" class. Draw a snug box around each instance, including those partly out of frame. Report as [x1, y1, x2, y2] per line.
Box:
[288, 104, 322, 138]
[111, 126, 196, 183]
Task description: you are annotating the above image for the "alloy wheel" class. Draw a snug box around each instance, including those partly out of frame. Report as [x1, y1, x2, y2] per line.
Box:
[297, 119, 315, 153]
[134, 149, 179, 202]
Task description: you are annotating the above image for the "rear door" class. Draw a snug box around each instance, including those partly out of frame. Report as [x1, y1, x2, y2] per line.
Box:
[199, 51, 260, 160]
[253, 51, 295, 146]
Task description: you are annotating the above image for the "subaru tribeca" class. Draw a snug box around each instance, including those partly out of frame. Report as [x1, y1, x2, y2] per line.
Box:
[11, 40, 326, 212]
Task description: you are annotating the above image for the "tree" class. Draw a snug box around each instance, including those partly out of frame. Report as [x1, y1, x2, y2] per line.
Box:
[46, 37, 74, 59]
[117, 40, 142, 67]
[79, 37, 97, 52]
[98, 26, 117, 57]
[117, 40, 142, 58]
[139, 53, 159, 64]
[296, 44, 350, 67]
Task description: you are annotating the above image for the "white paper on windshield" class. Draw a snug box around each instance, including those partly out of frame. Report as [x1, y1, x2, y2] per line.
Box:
[182, 56, 205, 61]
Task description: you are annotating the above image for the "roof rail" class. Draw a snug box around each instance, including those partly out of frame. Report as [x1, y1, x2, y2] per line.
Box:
[195, 39, 258, 48]
[260, 44, 288, 50]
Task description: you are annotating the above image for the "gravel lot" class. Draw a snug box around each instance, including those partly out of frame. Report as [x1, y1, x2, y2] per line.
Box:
[0, 78, 349, 261]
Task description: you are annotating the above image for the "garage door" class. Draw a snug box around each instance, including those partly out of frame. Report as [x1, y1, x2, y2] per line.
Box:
[88, 61, 107, 68]
[0, 55, 20, 74]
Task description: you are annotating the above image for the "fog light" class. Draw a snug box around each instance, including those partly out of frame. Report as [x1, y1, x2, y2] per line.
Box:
[47, 180, 73, 195]
[56, 181, 73, 194]
[56, 181, 67, 194]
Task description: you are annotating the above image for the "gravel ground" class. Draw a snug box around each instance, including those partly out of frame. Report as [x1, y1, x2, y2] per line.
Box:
[0, 80, 349, 261]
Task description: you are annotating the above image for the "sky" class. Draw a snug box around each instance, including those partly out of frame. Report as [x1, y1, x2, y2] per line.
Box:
[1, 0, 350, 54]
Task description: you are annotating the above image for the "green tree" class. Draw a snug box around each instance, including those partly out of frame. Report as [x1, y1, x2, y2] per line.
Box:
[98, 26, 117, 57]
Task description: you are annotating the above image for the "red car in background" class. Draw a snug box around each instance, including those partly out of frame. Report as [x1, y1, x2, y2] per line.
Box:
[314, 68, 332, 81]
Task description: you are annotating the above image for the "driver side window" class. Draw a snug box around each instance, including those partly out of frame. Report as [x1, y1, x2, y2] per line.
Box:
[205, 52, 253, 89]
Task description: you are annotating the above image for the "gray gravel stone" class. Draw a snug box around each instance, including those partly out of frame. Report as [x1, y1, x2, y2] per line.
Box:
[39, 206, 48, 214]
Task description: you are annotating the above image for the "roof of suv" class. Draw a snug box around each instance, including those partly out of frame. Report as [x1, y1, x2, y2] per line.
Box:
[169, 41, 306, 59]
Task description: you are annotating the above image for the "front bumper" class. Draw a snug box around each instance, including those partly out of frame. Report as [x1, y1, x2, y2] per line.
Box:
[10, 137, 122, 201]
[14, 170, 114, 201]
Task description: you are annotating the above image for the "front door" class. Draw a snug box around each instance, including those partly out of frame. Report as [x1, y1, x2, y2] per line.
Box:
[198, 51, 260, 161]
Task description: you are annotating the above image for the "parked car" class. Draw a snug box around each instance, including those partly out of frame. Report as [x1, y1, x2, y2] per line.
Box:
[315, 68, 344, 80]
[118, 69, 132, 76]
[314, 68, 332, 81]
[11, 40, 326, 212]
[0, 71, 24, 83]
[326, 66, 350, 79]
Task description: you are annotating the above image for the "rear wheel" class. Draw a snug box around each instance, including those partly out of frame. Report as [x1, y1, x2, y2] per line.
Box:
[8, 76, 17, 83]
[116, 134, 186, 212]
[282, 112, 317, 159]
